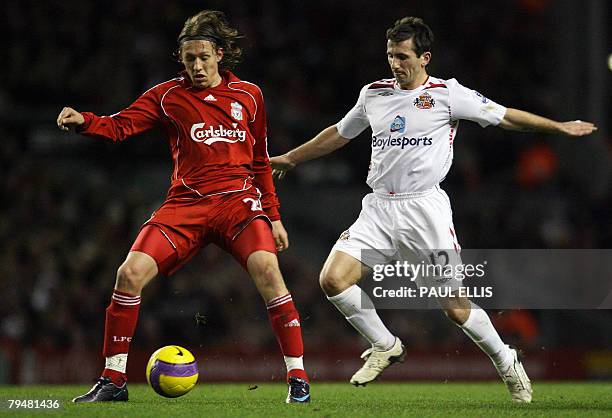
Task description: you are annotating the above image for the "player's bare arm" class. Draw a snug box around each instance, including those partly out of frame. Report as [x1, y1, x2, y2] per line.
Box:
[57, 107, 85, 131]
[270, 125, 350, 179]
[499, 108, 597, 137]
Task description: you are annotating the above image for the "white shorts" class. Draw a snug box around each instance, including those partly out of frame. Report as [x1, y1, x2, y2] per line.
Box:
[332, 185, 463, 290]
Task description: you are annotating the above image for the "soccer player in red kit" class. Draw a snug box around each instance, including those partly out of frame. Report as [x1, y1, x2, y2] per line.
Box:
[57, 10, 310, 404]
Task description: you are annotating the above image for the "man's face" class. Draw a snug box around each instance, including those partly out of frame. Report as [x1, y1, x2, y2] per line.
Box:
[180, 40, 223, 89]
[387, 38, 430, 89]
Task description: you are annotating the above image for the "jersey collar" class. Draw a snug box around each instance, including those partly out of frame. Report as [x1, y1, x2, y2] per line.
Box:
[393, 75, 430, 93]
[180, 70, 238, 90]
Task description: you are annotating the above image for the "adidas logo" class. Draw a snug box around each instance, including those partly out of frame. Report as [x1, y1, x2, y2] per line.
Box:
[204, 94, 217, 101]
[284, 319, 301, 328]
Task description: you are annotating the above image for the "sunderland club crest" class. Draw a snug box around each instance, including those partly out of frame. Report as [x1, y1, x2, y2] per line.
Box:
[414, 92, 435, 109]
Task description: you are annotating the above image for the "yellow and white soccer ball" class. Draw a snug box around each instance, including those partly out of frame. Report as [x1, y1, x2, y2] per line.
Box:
[146, 345, 199, 398]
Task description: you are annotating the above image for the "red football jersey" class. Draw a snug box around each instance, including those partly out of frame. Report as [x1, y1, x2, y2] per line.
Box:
[78, 71, 280, 220]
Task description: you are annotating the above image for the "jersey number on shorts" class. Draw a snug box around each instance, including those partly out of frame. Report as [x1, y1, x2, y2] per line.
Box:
[429, 250, 449, 266]
[243, 197, 262, 212]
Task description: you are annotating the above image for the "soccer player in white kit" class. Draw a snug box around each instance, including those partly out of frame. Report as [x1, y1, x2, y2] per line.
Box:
[271, 17, 597, 403]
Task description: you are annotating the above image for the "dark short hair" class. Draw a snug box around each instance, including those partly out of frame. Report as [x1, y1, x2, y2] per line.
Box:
[386, 17, 434, 57]
[177, 10, 244, 71]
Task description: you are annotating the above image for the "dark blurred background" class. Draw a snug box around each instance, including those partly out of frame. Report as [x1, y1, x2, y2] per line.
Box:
[0, 0, 610, 383]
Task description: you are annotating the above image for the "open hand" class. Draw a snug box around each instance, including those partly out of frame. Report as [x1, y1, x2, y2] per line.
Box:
[559, 120, 597, 137]
[270, 154, 296, 179]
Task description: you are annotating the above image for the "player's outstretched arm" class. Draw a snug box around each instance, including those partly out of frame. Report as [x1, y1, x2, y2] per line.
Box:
[57, 107, 85, 131]
[270, 125, 350, 179]
[498, 108, 597, 137]
[57, 89, 161, 141]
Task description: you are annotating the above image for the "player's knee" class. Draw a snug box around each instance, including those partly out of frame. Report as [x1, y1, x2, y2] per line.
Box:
[319, 267, 348, 296]
[116, 263, 150, 293]
[249, 258, 283, 290]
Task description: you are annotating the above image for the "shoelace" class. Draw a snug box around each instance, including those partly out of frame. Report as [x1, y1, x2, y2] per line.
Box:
[503, 368, 526, 391]
[292, 387, 308, 396]
[364, 354, 389, 370]
[289, 379, 307, 389]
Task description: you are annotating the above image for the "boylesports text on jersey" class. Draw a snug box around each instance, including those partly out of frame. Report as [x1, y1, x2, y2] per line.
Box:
[190, 122, 247, 145]
[371, 135, 433, 150]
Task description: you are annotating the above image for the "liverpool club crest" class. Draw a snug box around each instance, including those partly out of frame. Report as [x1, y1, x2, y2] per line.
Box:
[231, 102, 243, 121]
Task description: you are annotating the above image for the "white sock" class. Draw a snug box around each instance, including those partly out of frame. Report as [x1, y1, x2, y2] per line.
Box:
[328, 285, 396, 351]
[105, 353, 128, 373]
[460, 301, 513, 370]
[284, 356, 304, 371]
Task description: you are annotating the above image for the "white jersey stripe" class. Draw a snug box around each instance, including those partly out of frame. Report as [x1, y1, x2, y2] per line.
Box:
[159, 84, 183, 181]
[180, 176, 253, 199]
[227, 81, 258, 123]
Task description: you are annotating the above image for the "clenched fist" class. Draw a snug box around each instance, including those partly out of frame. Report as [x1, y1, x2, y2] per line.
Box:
[57, 107, 85, 131]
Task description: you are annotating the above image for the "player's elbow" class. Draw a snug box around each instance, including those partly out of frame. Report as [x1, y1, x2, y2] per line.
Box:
[498, 108, 525, 132]
[498, 118, 511, 130]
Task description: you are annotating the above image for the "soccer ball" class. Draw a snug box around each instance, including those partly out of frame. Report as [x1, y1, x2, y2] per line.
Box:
[146, 345, 199, 398]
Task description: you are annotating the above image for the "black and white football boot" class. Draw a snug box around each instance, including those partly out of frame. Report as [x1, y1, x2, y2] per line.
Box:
[72, 377, 128, 403]
[286, 376, 310, 403]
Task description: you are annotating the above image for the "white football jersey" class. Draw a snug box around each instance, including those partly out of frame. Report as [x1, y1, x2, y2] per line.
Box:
[337, 76, 507, 194]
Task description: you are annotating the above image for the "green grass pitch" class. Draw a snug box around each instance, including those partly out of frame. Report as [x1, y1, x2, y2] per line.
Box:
[1, 382, 611, 417]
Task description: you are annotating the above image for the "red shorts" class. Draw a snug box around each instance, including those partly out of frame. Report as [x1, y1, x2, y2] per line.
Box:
[130, 188, 277, 276]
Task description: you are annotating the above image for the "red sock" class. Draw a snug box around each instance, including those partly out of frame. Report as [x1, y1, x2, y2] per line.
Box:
[101, 290, 141, 385]
[288, 368, 309, 382]
[102, 368, 126, 387]
[266, 293, 309, 382]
